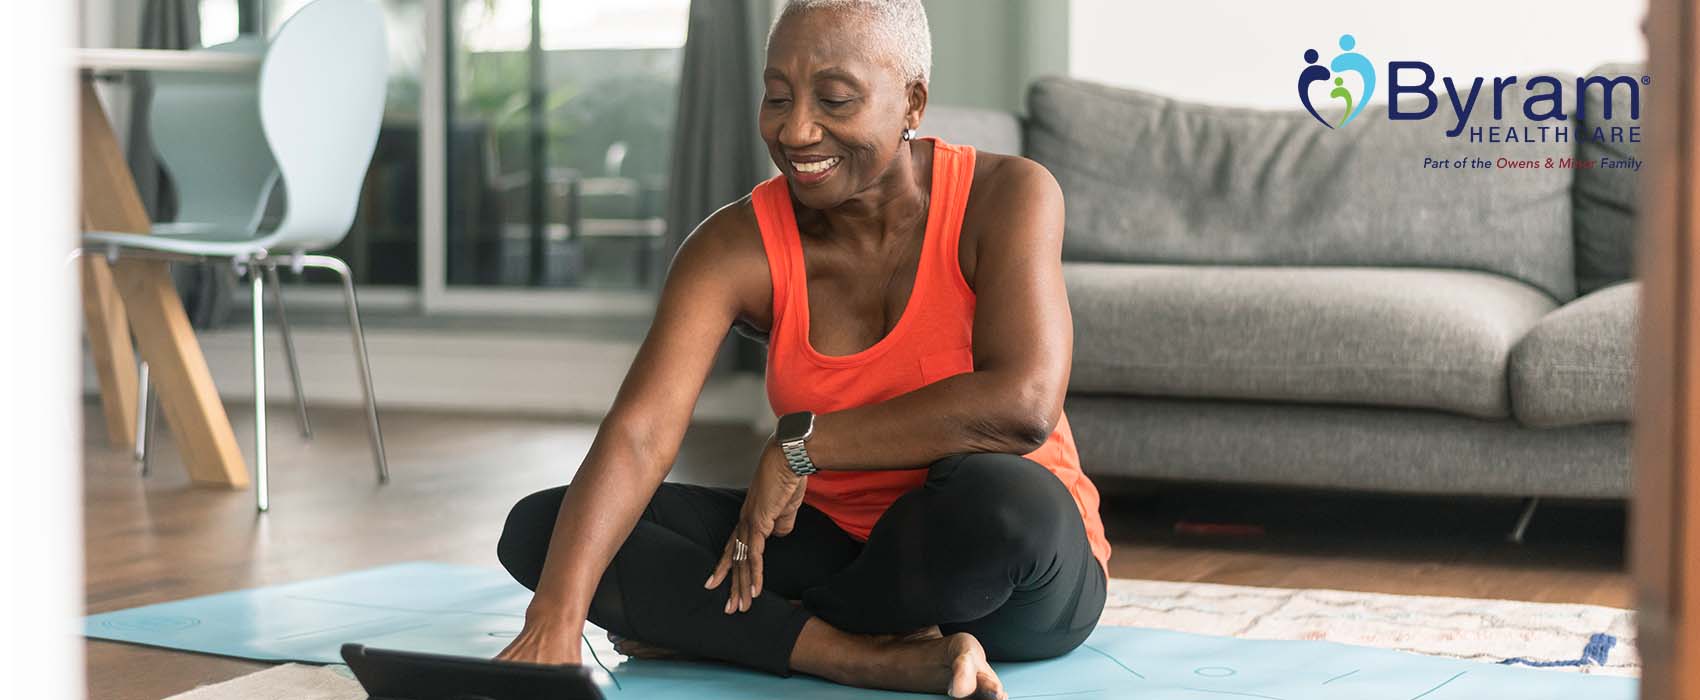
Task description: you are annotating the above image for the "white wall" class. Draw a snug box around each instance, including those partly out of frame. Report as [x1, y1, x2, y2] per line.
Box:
[924, 0, 1069, 112]
[1069, 0, 1647, 109]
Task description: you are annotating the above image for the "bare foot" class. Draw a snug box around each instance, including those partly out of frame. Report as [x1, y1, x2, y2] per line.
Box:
[840, 631, 1005, 699]
[606, 633, 697, 661]
[932, 633, 1005, 700]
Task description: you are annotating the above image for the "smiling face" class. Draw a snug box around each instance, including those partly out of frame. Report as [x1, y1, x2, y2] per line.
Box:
[761, 5, 926, 210]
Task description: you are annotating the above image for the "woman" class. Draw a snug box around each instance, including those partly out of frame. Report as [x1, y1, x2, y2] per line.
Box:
[494, 1, 1109, 697]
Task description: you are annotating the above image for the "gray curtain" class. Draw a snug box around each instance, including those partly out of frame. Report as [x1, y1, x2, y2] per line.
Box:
[667, 0, 773, 373]
[238, 0, 265, 35]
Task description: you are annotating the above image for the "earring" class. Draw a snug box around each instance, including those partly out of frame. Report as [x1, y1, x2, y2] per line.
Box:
[901, 128, 917, 141]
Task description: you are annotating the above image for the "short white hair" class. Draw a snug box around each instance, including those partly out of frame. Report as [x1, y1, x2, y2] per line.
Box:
[770, 0, 932, 84]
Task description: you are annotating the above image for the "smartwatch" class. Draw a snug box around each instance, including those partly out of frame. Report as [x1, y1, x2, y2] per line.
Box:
[774, 411, 818, 476]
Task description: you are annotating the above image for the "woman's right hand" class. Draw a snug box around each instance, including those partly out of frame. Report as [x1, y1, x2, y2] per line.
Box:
[495, 611, 584, 666]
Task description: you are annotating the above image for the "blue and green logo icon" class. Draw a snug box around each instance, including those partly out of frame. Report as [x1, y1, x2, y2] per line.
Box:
[1299, 34, 1376, 128]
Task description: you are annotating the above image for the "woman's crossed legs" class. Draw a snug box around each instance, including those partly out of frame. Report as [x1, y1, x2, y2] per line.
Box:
[497, 452, 1105, 682]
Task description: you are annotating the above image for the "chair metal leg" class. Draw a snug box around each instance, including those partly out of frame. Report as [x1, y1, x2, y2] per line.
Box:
[250, 265, 270, 512]
[135, 361, 160, 476]
[1507, 497, 1540, 544]
[141, 373, 160, 477]
[134, 361, 150, 464]
[264, 263, 313, 439]
[298, 254, 389, 484]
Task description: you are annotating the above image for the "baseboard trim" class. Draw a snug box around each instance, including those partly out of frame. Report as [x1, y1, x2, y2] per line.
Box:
[82, 327, 772, 427]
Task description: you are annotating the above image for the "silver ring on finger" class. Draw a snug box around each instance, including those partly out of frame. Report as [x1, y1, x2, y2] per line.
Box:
[733, 538, 749, 562]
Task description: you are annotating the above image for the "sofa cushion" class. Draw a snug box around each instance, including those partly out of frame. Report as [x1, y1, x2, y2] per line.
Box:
[1574, 63, 1645, 295]
[1510, 281, 1637, 427]
[1067, 264, 1557, 418]
[1066, 395, 1630, 498]
[921, 106, 1022, 156]
[1028, 77, 1578, 300]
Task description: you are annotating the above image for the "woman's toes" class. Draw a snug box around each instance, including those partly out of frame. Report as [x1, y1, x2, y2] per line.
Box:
[611, 636, 692, 661]
[948, 654, 979, 698]
[612, 637, 650, 657]
[943, 633, 1003, 700]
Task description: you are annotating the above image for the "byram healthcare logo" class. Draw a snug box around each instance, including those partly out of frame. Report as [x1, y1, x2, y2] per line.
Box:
[1299, 34, 1375, 129]
[1296, 34, 1646, 145]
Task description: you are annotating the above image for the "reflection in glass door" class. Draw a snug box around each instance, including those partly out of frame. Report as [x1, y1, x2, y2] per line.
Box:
[446, 0, 688, 291]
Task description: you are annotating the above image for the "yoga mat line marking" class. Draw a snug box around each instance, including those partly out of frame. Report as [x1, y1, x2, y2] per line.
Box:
[1411, 671, 1469, 699]
[582, 633, 622, 691]
[273, 617, 424, 642]
[1080, 642, 1145, 679]
[1322, 669, 1360, 685]
[1180, 688, 1286, 700]
[1009, 689, 1102, 699]
[282, 594, 524, 619]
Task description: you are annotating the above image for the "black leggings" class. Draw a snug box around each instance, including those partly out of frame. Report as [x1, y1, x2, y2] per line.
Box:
[497, 452, 1106, 677]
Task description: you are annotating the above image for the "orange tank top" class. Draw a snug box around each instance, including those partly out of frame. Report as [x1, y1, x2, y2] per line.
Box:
[751, 137, 1111, 574]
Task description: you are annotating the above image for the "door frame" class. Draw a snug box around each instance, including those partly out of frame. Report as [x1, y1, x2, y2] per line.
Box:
[1632, 0, 1698, 696]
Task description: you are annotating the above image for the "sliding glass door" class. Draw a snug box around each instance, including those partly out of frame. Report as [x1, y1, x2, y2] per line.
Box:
[444, 0, 688, 292]
[195, 0, 690, 313]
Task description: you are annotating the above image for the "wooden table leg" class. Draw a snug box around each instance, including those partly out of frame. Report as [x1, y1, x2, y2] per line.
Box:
[80, 253, 137, 448]
[79, 81, 248, 488]
[114, 258, 249, 486]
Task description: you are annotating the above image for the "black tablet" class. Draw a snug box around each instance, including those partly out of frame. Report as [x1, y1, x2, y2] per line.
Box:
[340, 644, 606, 700]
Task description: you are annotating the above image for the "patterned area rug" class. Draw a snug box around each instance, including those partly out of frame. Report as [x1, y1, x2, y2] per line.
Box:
[1100, 579, 1638, 676]
[162, 579, 1639, 698]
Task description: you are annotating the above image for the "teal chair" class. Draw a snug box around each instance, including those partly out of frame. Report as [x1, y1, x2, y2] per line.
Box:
[85, 0, 391, 511]
[148, 35, 276, 237]
[131, 35, 313, 475]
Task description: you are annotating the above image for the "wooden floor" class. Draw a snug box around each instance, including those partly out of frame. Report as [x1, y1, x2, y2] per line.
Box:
[82, 402, 1631, 699]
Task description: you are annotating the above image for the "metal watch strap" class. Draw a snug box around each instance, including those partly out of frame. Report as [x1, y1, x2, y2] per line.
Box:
[779, 438, 817, 476]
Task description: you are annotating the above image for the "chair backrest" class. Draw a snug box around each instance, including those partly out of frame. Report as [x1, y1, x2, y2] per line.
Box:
[257, 0, 388, 251]
[149, 36, 277, 233]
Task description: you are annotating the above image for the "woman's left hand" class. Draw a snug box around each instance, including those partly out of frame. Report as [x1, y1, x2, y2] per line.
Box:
[704, 437, 807, 613]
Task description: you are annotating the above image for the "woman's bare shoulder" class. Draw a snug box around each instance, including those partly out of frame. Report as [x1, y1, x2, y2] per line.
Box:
[959, 152, 1065, 284]
[682, 195, 760, 252]
[672, 195, 774, 327]
[969, 152, 1061, 203]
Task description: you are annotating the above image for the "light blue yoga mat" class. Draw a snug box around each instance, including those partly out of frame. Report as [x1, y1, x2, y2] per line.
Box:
[86, 562, 1638, 699]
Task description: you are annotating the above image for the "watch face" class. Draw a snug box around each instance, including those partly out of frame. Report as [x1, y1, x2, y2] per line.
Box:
[776, 412, 814, 442]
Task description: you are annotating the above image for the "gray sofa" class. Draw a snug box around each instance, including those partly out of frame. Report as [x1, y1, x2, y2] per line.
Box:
[923, 68, 1639, 500]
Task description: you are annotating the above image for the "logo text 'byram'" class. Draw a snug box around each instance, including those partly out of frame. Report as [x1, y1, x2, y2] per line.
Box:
[1297, 35, 1644, 142]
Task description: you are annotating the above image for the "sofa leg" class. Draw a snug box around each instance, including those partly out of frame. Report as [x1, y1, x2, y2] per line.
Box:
[1507, 497, 1541, 544]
